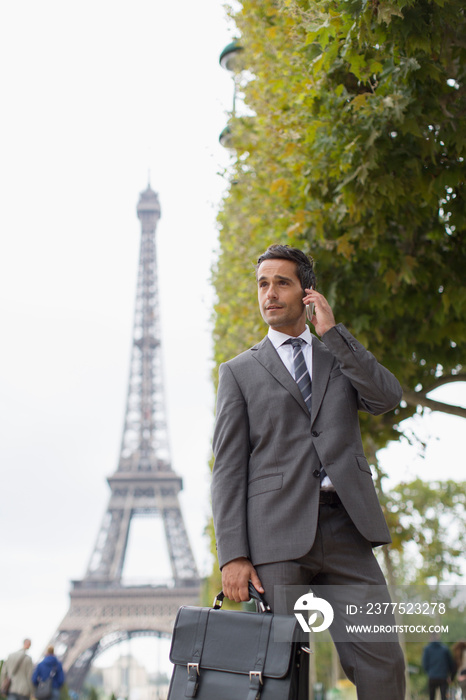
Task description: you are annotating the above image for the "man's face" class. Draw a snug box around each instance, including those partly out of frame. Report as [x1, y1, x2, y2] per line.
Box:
[257, 258, 306, 336]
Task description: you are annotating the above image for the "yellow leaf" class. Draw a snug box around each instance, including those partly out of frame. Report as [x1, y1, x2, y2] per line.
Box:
[384, 269, 398, 288]
[284, 142, 297, 157]
[295, 209, 307, 224]
[270, 178, 290, 196]
[336, 235, 355, 259]
[377, 3, 404, 25]
[351, 94, 369, 110]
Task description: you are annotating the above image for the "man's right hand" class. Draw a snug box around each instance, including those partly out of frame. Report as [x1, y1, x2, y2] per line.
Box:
[221, 557, 264, 602]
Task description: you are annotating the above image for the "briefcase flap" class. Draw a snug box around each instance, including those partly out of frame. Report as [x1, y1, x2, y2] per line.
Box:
[170, 606, 299, 679]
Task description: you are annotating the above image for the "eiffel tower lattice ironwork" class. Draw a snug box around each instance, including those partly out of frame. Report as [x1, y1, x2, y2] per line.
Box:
[50, 184, 200, 691]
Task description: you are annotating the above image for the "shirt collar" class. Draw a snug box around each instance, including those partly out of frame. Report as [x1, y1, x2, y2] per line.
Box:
[268, 325, 313, 350]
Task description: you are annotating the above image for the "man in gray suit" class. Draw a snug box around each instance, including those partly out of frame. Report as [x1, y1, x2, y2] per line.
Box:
[211, 245, 405, 699]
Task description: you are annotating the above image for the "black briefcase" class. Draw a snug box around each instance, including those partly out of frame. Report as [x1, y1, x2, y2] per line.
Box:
[168, 583, 309, 700]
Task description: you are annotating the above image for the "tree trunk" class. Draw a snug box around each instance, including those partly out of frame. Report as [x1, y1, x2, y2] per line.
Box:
[368, 437, 412, 700]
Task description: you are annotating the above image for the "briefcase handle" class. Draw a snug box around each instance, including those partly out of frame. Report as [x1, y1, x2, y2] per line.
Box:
[213, 581, 271, 613]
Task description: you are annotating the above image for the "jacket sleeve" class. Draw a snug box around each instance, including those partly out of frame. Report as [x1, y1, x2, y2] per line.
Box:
[211, 362, 251, 569]
[422, 647, 429, 673]
[32, 664, 39, 685]
[321, 324, 402, 414]
[56, 663, 65, 687]
[25, 658, 34, 694]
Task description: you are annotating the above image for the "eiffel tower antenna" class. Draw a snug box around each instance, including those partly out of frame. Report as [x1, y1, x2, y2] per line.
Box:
[49, 184, 200, 691]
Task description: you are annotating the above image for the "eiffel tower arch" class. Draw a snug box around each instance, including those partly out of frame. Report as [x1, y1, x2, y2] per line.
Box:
[50, 184, 201, 691]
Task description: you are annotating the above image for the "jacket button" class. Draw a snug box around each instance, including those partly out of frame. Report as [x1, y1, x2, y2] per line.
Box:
[313, 470, 320, 478]
[312, 430, 320, 437]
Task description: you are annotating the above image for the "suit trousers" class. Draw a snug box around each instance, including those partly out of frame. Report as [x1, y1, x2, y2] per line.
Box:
[255, 502, 406, 700]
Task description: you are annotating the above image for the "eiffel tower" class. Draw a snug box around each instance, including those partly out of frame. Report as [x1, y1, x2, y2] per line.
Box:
[50, 184, 201, 691]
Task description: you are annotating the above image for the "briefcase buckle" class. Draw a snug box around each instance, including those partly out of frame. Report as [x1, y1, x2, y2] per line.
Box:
[187, 663, 200, 676]
[249, 671, 263, 685]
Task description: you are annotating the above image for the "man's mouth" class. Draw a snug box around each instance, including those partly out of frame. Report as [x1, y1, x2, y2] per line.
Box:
[266, 304, 283, 310]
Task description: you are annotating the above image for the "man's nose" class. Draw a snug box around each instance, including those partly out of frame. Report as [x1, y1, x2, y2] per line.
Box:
[266, 285, 278, 299]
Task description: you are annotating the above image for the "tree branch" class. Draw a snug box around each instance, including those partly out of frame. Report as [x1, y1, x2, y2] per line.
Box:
[422, 373, 466, 392]
[402, 389, 466, 418]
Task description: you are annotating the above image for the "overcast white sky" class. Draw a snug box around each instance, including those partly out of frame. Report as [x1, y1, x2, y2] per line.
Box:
[0, 0, 464, 681]
[0, 0, 234, 673]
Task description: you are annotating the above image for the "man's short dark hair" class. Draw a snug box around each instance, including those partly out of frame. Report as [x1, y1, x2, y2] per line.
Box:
[256, 244, 316, 291]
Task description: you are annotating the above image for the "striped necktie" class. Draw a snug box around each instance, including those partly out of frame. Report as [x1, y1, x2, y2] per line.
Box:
[286, 338, 312, 412]
[286, 338, 327, 483]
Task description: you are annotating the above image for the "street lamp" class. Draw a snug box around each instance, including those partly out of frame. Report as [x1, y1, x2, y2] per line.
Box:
[219, 40, 244, 147]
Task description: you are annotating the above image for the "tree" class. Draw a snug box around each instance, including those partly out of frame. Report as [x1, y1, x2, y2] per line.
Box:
[213, 4, 465, 693]
[214, 0, 466, 445]
[381, 478, 466, 584]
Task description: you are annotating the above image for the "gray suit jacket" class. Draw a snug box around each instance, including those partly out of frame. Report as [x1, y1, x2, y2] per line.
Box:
[211, 323, 402, 569]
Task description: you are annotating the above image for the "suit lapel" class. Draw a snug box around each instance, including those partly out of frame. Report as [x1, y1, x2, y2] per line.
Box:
[252, 334, 335, 421]
[311, 336, 334, 423]
[251, 336, 309, 415]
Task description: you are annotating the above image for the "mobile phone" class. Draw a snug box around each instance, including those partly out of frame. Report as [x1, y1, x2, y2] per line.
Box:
[305, 283, 315, 322]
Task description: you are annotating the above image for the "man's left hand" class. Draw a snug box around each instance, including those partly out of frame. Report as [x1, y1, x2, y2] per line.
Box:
[303, 289, 336, 336]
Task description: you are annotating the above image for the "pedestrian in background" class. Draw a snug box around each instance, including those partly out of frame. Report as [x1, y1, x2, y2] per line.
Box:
[422, 635, 456, 700]
[32, 647, 64, 700]
[0, 639, 34, 700]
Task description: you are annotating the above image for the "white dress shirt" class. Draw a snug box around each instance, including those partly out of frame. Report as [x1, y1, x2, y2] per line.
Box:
[267, 326, 335, 490]
[268, 326, 314, 378]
